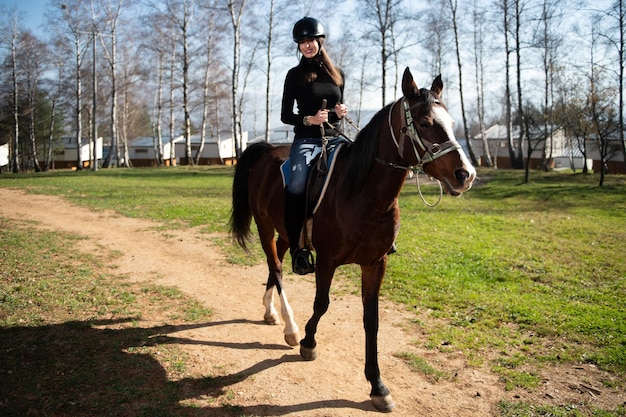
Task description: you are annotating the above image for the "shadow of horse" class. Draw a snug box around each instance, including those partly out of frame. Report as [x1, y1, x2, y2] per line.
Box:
[0, 318, 373, 416]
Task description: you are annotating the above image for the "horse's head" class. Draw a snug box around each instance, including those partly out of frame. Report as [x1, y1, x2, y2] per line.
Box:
[395, 67, 476, 196]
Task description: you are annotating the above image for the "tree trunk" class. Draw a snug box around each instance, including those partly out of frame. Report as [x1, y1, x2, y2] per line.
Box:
[515, 0, 526, 173]
[473, 3, 492, 168]
[11, 33, 20, 173]
[227, 0, 246, 159]
[618, 0, 626, 173]
[103, 28, 118, 168]
[264, 0, 275, 143]
[28, 83, 41, 172]
[449, 0, 478, 166]
[503, 0, 516, 169]
[168, 32, 177, 166]
[154, 47, 165, 166]
[74, 36, 84, 170]
[181, 1, 193, 166]
[196, 27, 213, 165]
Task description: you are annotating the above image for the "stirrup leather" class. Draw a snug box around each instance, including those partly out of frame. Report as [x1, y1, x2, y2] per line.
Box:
[292, 248, 315, 275]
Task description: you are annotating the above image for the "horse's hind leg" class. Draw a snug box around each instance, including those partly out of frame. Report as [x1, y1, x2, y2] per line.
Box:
[259, 226, 300, 346]
[266, 272, 300, 346]
[263, 278, 280, 325]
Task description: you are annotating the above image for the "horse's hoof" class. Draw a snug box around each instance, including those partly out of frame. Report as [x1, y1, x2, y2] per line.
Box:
[284, 332, 300, 347]
[371, 394, 395, 412]
[264, 313, 280, 325]
[300, 344, 317, 361]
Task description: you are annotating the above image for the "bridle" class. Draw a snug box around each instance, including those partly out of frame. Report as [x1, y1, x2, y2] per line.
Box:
[383, 96, 461, 173]
[377, 96, 462, 207]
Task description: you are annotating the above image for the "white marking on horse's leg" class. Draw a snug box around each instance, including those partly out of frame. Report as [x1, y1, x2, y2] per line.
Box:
[263, 288, 280, 325]
[279, 289, 300, 346]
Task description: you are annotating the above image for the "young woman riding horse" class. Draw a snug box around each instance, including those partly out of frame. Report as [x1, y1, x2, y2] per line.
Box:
[281, 16, 348, 276]
[230, 68, 476, 412]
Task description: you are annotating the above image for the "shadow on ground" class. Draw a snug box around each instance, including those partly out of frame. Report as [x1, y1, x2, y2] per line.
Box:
[0, 318, 372, 417]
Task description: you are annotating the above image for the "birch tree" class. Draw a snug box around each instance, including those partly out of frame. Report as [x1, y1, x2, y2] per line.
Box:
[52, 0, 92, 170]
[529, 0, 563, 177]
[44, 50, 66, 171]
[597, 0, 626, 172]
[514, 0, 528, 171]
[423, 1, 448, 77]
[98, 0, 129, 168]
[472, 0, 493, 167]
[495, 0, 520, 168]
[195, 0, 223, 164]
[225, 0, 247, 158]
[590, 15, 620, 186]
[142, 8, 169, 166]
[168, 29, 178, 165]
[446, 0, 478, 166]
[0, 6, 22, 172]
[19, 31, 48, 172]
[263, 0, 276, 142]
[163, 0, 195, 165]
[357, 0, 403, 107]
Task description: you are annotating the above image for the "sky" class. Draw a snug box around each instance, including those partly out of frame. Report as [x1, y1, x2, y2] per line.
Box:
[1, 0, 48, 36]
[3, 0, 617, 132]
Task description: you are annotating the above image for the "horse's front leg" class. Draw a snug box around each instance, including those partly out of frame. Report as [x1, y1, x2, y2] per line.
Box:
[299, 263, 335, 361]
[362, 261, 395, 412]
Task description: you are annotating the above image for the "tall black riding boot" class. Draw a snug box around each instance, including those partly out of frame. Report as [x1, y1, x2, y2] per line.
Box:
[284, 191, 315, 275]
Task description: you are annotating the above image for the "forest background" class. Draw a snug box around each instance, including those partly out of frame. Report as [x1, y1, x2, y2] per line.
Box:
[0, 0, 624, 180]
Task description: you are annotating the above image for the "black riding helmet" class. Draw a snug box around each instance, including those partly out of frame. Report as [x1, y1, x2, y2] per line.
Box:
[292, 17, 325, 43]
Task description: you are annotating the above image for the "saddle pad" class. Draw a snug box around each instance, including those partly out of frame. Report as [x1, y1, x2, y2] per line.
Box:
[280, 143, 345, 214]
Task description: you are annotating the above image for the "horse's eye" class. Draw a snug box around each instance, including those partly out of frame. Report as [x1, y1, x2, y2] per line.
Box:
[419, 121, 430, 129]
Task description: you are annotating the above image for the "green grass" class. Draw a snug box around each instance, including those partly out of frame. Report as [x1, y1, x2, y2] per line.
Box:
[0, 218, 133, 326]
[394, 351, 450, 382]
[0, 216, 217, 416]
[498, 400, 626, 417]
[384, 170, 626, 376]
[2, 166, 625, 416]
[0, 166, 234, 230]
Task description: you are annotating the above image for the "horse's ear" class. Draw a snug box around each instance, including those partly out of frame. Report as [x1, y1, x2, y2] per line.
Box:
[402, 67, 419, 99]
[431, 75, 444, 97]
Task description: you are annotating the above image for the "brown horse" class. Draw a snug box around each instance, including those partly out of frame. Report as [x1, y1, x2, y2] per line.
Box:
[229, 67, 476, 412]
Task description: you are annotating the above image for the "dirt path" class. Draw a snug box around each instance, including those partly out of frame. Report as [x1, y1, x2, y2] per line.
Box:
[1, 188, 621, 416]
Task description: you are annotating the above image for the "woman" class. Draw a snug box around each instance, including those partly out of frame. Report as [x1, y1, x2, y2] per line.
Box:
[281, 16, 348, 275]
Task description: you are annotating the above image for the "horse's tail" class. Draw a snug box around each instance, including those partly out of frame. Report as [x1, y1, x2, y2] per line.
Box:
[229, 141, 276, 251]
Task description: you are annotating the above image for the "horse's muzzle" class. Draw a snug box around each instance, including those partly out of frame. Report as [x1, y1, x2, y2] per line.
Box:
[446, 167, 475, 195]
[454, 167, 474, 184]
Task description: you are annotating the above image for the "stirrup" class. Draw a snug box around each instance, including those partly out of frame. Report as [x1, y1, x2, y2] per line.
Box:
[292, 248, 315, 275]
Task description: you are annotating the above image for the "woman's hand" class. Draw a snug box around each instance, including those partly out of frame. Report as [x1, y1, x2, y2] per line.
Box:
[335, 102, 348, 119]
[309, 109, 329, 125]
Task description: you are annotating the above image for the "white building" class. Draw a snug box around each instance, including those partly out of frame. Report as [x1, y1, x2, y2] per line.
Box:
[128, 131, 248, 166]
[0, 142, 9, 172]
[472, 124, 592, 170]
[52, 137, 103, 169]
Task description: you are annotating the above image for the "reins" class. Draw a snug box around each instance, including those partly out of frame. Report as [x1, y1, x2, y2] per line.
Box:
[323, 96, 458, 207]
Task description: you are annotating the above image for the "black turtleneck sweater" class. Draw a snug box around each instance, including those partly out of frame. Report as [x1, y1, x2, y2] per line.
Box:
[281, 58, 344, 139]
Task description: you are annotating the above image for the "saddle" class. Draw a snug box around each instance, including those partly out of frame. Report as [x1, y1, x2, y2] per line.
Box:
[281, 138, 348, 214]
[281, 138, 349, 249]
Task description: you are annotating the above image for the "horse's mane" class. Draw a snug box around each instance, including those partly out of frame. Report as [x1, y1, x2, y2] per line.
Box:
[341, 103, 393, 197]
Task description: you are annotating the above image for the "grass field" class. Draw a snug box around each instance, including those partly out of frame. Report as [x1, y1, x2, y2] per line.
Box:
[1, 166, 625, 416]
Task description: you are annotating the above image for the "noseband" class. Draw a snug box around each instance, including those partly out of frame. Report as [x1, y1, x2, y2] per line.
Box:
[383, 97, 461, 173]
